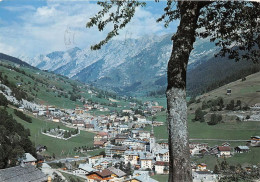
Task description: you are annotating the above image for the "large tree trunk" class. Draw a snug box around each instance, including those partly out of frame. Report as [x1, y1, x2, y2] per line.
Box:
[167, 2, 201, 182]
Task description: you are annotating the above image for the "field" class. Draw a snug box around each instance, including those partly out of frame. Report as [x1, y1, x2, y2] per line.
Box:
[151, 174, 169, 182]
[7, 107, 96, 158]
[145, 111, 260, 140]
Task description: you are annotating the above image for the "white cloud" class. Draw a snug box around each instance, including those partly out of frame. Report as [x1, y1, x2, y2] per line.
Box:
[3, 5, 35, 12]
[0, 1, 173, 57]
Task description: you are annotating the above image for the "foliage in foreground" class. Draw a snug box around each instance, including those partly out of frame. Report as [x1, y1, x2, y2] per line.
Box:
[216, 159, 260, 182]
[0, 108, 36, 169]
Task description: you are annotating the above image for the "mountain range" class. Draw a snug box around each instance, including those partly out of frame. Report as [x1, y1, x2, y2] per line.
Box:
[20, 34, 218, 95]
[20, 34, 260, 96]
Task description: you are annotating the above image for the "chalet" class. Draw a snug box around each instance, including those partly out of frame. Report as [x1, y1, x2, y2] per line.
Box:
[48, 106, 55, 112]
[124, 151, 139, 166]
[36, 145, 47, 153]
[151, 106, 163, 112]
[249, 136, 260, 147]
[86, 169, 113, 182]
[189, 143, 209, 156]
[234, 146, 250, 153]
[227, 89, 231, 95]
[89, 155, 103, 165]
[113, 119, 120, 126]
[127, 171, 158, 182]
[18, 106, 24, 111]
[92, 159, 111, 170]
[0, 164, 47, 182]
[192, 171, 218, 182]
[131, 130, 150, 140]
[138, 130, 150, 140]
[32, 111, 39, 116]
[217, 146, 231, 157]
[137, 116, 146, 122]
[85, 124, 95, 131]
[123, 139, 147, 150]
[106, 145, 127, 156]
[118, 125, 128, 133]
[94, 132, 109, 142]
[115, 134, 128, 145]
[94, 140, 106, 147]
[107, 166, 126, 181]
[155, 149, 169, 162]
[38, 109, 47, 116]
[20, 153, 37, 166]
[154, 161, 169, 174]
[72, 120, 85, 127]
[196, 163, 207, 171]
[73, 163, 94, 175]
[158, 142, 169, 149]
[52, 117, 60, 122]
[122, 109, 133, 114]
[75, 107, 83, 114]
[140, 153, 153, 170]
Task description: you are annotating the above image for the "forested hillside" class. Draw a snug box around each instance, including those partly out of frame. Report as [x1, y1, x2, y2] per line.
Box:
[0, 107, 35, 169]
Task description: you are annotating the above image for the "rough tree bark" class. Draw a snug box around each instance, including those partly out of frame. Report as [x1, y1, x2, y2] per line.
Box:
[167, 2, 201, 182]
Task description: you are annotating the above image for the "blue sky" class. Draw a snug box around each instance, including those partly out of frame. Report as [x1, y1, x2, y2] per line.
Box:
[0, 0, 178, 57]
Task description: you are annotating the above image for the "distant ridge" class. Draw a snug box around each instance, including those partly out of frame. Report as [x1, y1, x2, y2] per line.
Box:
[0, 53, 36, 69]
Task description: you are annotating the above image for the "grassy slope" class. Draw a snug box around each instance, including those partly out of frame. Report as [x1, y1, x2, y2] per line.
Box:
[196, 71, 260, 106]
[0, 61, 133, 111]
[7, 107, 95, 158]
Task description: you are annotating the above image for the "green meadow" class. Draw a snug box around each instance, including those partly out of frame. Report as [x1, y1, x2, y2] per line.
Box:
[7, 107, 95, 158]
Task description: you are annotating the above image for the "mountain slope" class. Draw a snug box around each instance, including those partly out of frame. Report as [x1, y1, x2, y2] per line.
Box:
[23, 34, 218, 95]
[187, 56, 260, 96]
[190, 71, 260, 107]
[0, 53, 36, 69]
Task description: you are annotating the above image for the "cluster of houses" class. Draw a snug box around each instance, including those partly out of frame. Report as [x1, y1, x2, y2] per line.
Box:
[189, 142, 252, 158]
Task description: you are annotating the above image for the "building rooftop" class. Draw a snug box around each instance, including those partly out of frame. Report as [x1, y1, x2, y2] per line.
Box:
[22, 153, 37, 163]
[0, 164, 47, 182]
[154, 149, 169, 155]
[78, 164, 94, 172]
[107, 167, 126, 178]
[236, 146, 250, 150]
[218, 146, 231, 151]
[95, 169, 113, 178]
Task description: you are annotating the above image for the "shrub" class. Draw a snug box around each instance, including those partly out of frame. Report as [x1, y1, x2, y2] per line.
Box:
[14, 109, 32, 123]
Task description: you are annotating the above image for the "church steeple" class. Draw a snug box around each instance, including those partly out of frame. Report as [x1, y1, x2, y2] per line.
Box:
[150, 123, 155, 152]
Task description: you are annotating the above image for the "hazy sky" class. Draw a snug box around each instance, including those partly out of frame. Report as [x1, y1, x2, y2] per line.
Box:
[0, 0, 178, 57]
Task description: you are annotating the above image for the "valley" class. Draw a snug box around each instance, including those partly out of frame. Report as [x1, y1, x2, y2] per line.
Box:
[0, 48, 260, 182]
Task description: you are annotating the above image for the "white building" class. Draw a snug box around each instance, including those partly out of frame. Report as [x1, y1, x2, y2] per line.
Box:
[154, 149, 169, 162]
[73, 163, 94, 175]
[154, 161, 169, 174]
